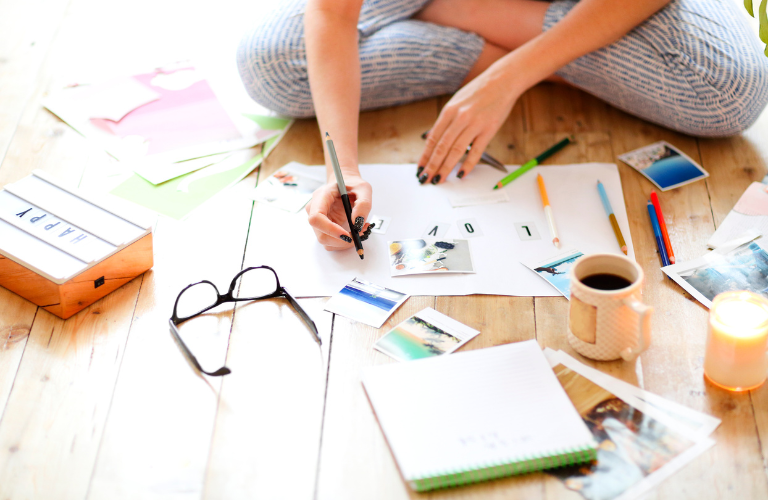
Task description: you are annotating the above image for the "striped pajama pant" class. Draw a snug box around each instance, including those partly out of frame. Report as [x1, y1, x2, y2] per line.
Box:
[237, 0, 768, 137]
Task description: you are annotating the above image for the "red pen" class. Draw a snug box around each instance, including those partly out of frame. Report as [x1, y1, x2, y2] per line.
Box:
[650, 191, 675, 264]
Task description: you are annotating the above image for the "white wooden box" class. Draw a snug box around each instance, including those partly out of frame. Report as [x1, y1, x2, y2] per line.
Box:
[0, 170, 154, 318]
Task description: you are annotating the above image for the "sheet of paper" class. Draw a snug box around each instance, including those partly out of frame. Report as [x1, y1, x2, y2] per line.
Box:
[246, 163, 634, 297]
[708, 182, 768, 248]
[42, 64, 290, 163]
[84, 78, 161, 122]
[373, 307, 479, 361]
[252, 162, 325, 212]
[131, 152, 231, 185]
[543, 349, 715, 500]
[448, 190, 509, 208]
[324, 277, 409, 328]
[521, 248, 584, 299]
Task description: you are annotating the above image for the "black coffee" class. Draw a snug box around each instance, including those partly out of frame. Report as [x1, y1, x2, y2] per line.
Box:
[580, 273, 633, 291]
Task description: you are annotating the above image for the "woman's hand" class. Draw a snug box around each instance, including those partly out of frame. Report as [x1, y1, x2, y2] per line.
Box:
[418, 65, 521, 184]
[306, 175, 373, 251]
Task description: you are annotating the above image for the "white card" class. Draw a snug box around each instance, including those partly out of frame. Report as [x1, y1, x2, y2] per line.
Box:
[457, 218, 483, 238]
[368, 215, 391, 234]
[514, 221, 541, 241]
[422, 221, 450, 238]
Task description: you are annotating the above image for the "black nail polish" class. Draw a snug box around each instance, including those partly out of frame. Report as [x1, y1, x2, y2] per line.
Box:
[419, 173, 428, 184]
[417, 166, 424, 177]
[457, 170, 465, 179]
[431, 175, 441, 185]
[368, 222, 376, 229]
[354, 216, 364, 231]
[421, 131, 428, 139]
[340, 235, 352, 243]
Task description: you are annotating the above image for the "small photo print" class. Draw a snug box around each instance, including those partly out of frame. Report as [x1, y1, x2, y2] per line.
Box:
[324, 278, 410, 328]
[374, 307, 480, 362]
[664, 240, 768, 308]
[522, 249, 584, 299]
[618, 141, 708, 191]
[388, 238, 475, 276]
[253, 162, 324, 212]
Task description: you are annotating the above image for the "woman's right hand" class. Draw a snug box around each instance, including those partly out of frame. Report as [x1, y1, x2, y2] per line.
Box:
[306, 175, 373, 251]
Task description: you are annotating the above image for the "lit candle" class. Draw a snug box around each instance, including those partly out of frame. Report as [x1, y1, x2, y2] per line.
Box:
[704, 291, 768, 391]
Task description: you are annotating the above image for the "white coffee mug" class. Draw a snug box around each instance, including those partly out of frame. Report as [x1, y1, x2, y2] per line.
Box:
[568, 253, 652, 361]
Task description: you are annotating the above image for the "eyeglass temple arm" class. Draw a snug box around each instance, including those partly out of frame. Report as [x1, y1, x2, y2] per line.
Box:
[282, 288, 322, 346]
[168, 319, 232, 376]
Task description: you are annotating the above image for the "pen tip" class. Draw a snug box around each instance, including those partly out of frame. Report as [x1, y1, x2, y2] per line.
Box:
[553, 238, 561, 248]
[493, 184, 498, 190]
[325, 132, 329, 137]
[358, 249, 364, 259]
[670, 256, 676, 264]
[621, 246, 628, 255]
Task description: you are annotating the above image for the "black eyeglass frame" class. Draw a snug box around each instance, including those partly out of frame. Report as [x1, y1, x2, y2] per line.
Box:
[169, 265, 319, 376]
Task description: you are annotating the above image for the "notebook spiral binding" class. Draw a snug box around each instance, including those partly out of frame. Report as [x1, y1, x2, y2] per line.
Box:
[410, 444, 598, 492]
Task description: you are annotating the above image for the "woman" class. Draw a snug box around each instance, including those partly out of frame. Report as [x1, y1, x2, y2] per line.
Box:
[238, 0, 768, 251]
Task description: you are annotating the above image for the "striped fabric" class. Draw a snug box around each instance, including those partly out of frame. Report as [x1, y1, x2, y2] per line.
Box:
[237, 0, 768, 137]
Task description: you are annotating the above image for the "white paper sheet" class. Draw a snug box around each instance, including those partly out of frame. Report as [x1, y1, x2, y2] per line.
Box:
[249, 163, 633, 297]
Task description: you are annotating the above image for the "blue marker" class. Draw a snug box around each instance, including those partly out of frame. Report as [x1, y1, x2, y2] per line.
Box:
[647, 201, 670, 267]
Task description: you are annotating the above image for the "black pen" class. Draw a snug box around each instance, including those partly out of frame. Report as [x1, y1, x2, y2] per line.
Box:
[326, 132, 364, 259]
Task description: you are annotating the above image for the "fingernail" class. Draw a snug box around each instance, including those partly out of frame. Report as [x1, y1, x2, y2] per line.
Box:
[354, 216, 364, 231]
[368, 222, 376, 229]
[417, 166, 424, 177]
[431, 175, 441, 185]
[419, 173, 428, 184]
[457, 170, 465, 179]
[421, 131, 428, 139]
[340, 235, 352, 243]
[360, 233, 370, 242]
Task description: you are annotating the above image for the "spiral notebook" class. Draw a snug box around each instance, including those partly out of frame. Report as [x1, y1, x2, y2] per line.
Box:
[362, 340, 597, 491]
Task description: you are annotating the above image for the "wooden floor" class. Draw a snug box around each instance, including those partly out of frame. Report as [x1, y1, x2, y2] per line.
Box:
[2, 0, 768, 498]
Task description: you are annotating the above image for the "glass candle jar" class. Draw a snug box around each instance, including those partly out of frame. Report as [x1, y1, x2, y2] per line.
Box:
[704, 291, 768, 391]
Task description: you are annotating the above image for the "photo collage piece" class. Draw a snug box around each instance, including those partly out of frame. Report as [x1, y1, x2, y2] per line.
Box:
[663, 240, 768, 308]
[374, 307, 479, 362]
[388, 238, 475, 276]
[545, 350, 715, 500]
[252, 162, 324, 213]
[324, 277, 410, 328]
[618, 141, 708, 191]
[521, 249, 584, 299]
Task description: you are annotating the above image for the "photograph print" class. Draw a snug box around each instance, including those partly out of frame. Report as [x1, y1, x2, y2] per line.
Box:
[664, 240, 768, 308]
[252, 162, 324, 212]
[618, 141, 708, 191]
[523, 249, 584, 299]
[324, 278, 410, 328]
[388, 238, 475, 276]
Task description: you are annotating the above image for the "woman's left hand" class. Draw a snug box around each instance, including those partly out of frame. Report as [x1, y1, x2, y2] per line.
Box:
[417, 66, 520, 184]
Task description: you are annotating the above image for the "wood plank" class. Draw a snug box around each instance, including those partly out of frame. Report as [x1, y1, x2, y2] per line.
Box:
[523, 83, 613, 134]
[86, 176, 256, 500]
[607, 109, 768, 498]
[0, 288, 37, 419]
[0, 280, 142, 500]
[201, 118, 328, 500]
[316, 100, 439, 500]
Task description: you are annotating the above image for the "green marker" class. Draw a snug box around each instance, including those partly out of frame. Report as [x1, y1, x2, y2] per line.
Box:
[493, 135, 575, 190]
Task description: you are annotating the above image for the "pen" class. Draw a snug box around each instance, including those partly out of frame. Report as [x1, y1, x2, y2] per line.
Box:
[647, 201, 670, 267]
[326, 132, 364, 260]
[420, 130, 507, 173]
[650, 191, 675, 264]
[597, 180, 628, 255]
[537, 174, 561, 248]
[494, 135, 574, 190]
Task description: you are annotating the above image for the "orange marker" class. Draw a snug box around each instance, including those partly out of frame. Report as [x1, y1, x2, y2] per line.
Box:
[650, 191, 675, 264]
[537, 174, 561, 248]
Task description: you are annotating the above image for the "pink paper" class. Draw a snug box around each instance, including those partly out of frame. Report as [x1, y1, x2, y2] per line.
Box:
[733, 182, 768, 216]
[91, 69, 242, 155]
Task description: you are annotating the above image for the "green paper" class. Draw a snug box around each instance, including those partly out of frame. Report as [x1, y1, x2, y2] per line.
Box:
[243, 114, 291, 131]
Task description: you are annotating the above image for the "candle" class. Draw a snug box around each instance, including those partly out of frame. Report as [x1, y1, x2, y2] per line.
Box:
[704, 291, 768, 391]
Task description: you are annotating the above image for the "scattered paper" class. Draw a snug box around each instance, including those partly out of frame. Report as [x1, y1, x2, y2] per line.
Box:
[618, 141, 708, 191]
[521, 248, 584, 299]
[374, 307, 479, 361]
[388, 238, 475, 276]
[663, 239, 768, 308]
[252, 162, 324, 212]
[84, 78, 161, 122]
[708, 182, 768, 248]
[131, 152, 231, 185]
[324, 277, 409, 328]
[544, 349, 716, 500]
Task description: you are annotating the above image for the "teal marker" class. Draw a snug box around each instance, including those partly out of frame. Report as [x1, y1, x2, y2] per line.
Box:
[493, 136, 574, 190]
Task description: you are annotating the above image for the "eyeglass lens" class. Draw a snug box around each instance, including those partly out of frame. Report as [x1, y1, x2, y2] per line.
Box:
[232, 267, 279, 299]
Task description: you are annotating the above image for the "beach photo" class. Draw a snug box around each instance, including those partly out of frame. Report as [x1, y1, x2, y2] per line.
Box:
[618, 141, 708, 191]
[523, 249, 584, 299]
[324, 278, 409, 328]
[252, 162, 324, 212]
[664, 241, 768, 308]
[374, 307, 479, 361]
[388, 238, 474, 276]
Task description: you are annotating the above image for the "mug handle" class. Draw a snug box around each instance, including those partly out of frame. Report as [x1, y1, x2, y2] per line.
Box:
[620, 297, 653, 361]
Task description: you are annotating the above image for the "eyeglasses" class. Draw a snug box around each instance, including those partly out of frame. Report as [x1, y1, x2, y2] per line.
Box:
[169, 265, 320, 376]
